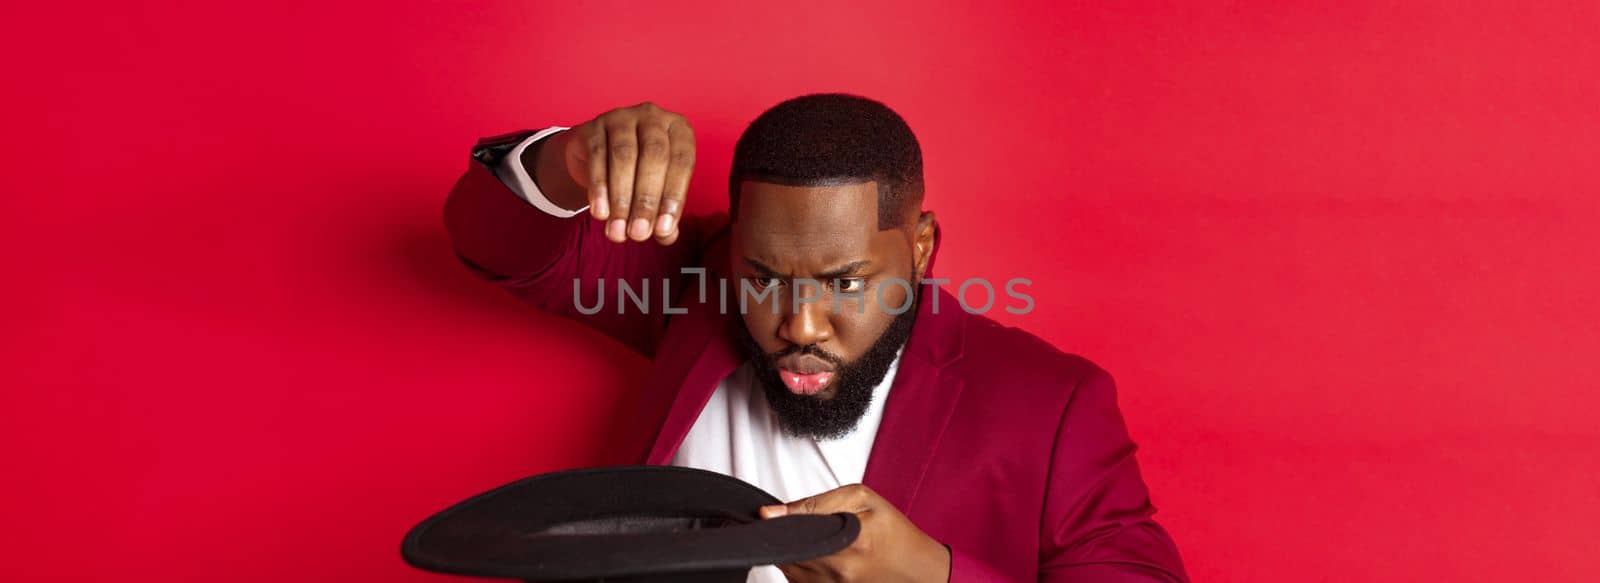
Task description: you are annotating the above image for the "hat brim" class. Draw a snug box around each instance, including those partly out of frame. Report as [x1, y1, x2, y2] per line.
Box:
[401, 466, 860, 581]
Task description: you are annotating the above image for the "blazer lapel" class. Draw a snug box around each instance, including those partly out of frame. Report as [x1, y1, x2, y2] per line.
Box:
[644, 313, 741, 465]
[862, 285, 967, 513]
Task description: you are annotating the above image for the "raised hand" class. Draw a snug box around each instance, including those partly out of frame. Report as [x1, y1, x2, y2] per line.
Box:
[530, 102, 696, 245]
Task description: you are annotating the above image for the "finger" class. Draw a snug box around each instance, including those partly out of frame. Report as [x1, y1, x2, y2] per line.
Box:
[655, 120, 694, 242]
[766, 484, 874, 517]
[627, 120, 671, 241]
[653, 227, 680, 247]
[576, 123, 610, 221]
[605, 117, 638, 243]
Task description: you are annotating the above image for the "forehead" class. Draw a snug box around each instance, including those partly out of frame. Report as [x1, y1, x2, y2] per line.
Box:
[732, 180, 897, 268]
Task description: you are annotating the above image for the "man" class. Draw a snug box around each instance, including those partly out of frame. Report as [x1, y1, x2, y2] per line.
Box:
[443, 95, 1187, 582]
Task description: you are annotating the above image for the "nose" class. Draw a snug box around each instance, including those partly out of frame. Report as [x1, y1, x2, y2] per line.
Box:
[777, 287, 833, 346]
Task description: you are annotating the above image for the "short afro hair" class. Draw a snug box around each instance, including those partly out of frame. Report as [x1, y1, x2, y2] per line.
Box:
[729, 94, 924, 230]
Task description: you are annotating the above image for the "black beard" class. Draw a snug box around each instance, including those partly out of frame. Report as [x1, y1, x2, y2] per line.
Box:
[736, 298, 920, 440]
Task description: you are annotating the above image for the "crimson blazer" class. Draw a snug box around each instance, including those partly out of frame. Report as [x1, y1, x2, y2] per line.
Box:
[443, 131, 1188, 582]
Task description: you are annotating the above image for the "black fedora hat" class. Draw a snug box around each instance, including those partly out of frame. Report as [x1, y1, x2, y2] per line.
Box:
[401, 466, 860, 582]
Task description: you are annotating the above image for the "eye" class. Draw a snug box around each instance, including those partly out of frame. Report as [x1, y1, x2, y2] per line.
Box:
[748, 276, 785, 289]
[835, 278, 867, 294]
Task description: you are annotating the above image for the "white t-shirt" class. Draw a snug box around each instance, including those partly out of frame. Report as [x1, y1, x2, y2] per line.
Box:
[493, 128, 900, 582]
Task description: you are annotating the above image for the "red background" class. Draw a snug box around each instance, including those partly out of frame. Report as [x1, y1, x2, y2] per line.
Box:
[4, 2, 1597, 581]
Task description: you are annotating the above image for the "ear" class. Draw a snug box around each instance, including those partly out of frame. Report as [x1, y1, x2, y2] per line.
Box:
[912, 210, 937, 282]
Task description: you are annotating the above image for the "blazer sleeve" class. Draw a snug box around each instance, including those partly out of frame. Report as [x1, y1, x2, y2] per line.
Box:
[949, 547, 1013, 581]
[1036, 367, 1190, 582]
[442, 131, 715, 357]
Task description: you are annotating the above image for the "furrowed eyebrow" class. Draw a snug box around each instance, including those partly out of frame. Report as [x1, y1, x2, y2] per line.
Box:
[816, 261, 871, 281]
[742, 257, 782, 277]
[741, 258, 871, 280]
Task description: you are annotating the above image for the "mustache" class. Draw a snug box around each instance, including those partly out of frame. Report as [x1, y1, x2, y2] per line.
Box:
[769, 344, 845, 367]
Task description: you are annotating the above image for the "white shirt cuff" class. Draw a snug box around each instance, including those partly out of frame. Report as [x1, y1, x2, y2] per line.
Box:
[493, 126, 586, 218]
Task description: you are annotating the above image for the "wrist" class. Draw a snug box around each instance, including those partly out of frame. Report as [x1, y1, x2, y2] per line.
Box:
[524, 129, 588, 212]
[521, 129, 560, 187]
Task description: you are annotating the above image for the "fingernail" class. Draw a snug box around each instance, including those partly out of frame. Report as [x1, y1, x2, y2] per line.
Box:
[606, 219, 626, 241]
[759, 505, 787, 519]
[656, 213, 675, 234]
[593, 195, 609, 220]
[629, 218, 650, 240]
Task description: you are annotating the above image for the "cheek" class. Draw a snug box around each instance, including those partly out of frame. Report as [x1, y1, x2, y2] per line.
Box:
[832, 305, 896, 360]
[742, 311, 782, 348]
[829, 273, 916, 356]
[871, 276, 914, 312]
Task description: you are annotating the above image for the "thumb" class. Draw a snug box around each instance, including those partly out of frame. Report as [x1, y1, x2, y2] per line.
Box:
[760, 484, 871, 520]
[759, 493, 818, 519]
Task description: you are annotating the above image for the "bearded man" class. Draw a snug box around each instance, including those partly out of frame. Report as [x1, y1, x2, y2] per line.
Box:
[443, 95, 1187, 582]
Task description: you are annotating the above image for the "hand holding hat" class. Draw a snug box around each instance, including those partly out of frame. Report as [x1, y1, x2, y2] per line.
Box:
[760, 484, 951, 583]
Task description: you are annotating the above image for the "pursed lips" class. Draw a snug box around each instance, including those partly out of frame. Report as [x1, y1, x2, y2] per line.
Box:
[775, 353, 838, 395]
